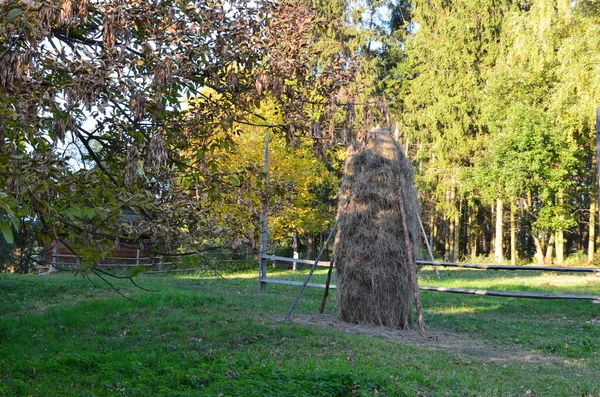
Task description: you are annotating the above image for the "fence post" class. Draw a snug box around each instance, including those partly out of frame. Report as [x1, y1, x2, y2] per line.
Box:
[259, 131, 270, 293]
[52, 244, 58, 267]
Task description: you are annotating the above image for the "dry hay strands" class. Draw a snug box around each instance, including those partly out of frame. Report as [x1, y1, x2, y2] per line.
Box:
[334, 128, 422, 330]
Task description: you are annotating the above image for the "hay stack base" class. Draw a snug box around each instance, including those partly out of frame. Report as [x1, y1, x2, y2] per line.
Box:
[334, 129, 420, 329]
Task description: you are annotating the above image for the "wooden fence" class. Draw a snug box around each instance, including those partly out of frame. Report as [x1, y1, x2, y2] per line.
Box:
[49, 253, 171, 270]
[258, 254, 600, 304]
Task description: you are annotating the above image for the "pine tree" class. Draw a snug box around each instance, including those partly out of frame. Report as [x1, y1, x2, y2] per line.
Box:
[398, 0, 511, 260]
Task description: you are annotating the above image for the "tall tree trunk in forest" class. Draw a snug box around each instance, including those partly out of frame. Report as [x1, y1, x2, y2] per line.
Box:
[556, 190, 565, 265]
[429, 210, 438, 252]
[490, 202, 495, 257]
[544, 234, 555, 265]
[494, 198, 503, 264]
[481, 205, 488, 255]
[307, 233, 315, 260]
[445, 188, 456, 261]
[447, 219, 454, 261]
[468, 207, 478, 258]
[431, 212, 438, 255]
[293, 231, 299, 271]
[510, 202, 517, 265]
[533, 235, 545, 265]
[453, 198, 460, 261]
[588, 199, 596, 263]
[556, 230, 564, 265]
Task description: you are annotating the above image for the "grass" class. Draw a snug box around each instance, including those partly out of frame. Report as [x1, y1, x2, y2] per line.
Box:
[0, 265, 599, 396]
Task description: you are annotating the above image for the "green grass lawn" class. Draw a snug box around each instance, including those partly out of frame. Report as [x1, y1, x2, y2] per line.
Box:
[0, 265, 599, 396]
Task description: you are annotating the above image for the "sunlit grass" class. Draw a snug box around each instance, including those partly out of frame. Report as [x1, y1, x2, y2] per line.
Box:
[0, 267, 599, 396]
[427, 304, 497, 315]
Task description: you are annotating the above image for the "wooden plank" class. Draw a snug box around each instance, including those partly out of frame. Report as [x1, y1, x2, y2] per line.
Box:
[417, 260, 600, 274]
[51, 262, 170, 268]
[419, 286, 600, 302]
[96, 263, 165, 268]
[52, 254, 155, 261]
[259, 278, 336, 289]
[261, 255, 600, 274]
[260, 254, 331, 267]
[258, 279, 599, 302]
[146, 268, 207, 274]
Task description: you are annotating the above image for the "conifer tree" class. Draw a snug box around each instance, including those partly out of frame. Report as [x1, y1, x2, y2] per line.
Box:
[398, 0, 510, 260]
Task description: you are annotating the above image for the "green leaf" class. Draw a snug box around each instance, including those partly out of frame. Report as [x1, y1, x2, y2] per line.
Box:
[0, 221, 14, 244]
[131, 265, 148, 277]
[9, 215, 19, 231]
[84, 208, 95, 219]
[71, 204, 82, 218]
[4, 8, 23, 23]
[229, 175, 240, 187]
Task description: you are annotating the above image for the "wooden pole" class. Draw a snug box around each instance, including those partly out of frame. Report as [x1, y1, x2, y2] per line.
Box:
[398, 189, 425, 335]
[416, 260, 600, 273]
[319, 256, 335, 314]
[285, 221, 339, 320]
[258, 132, 270, 293]
[259, 278, 600, 303]
[419, 286, 600, 303]
[418, 213, 439, 275]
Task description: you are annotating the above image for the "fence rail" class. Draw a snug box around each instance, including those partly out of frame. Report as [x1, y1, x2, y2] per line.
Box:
[416, 260, 600, 274]
[258, 254, 600, 303]
[259, 277, 600, 303]
[50, 253, 171, 269]
[260, 254, 600, 274]
[260, 254, 331, 267]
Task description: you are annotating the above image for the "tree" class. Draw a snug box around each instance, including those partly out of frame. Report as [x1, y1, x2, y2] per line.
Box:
[549, 1, 600, 263]
[190, 98, 341, 254]
[0, 0, 354, 268]
[398, 0, 510, 261]
[478, 0, 580, 265]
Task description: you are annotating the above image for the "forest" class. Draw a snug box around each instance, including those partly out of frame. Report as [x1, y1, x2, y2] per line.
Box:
[1, 0, 600, 269]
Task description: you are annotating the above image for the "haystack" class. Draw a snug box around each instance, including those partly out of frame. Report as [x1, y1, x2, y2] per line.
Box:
[334, 128, 421, 329]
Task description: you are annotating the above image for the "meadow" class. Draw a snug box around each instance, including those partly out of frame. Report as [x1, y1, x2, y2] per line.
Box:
[0, 264, 599, 396]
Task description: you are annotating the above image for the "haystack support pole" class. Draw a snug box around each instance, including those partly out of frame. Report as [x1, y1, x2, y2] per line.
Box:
[417, 213, 439, 275]
[319, 255, 335, 314]
[258, 131, 270, 293]
[285, 220, 339, 320]
[397, 188, 426, 335]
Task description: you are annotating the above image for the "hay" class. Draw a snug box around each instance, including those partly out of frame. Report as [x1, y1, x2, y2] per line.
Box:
[334, 128, 421, 329]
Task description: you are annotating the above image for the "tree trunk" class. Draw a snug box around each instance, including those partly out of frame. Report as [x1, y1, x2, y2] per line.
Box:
[556, 230, 564, 265]
[588, 199, 596, 263]
[544, 234, 555, 265]
[490, 202, 495, 257]
[556, 190, 565, 265]
[430, 210, 437, 255]
[448, 218, 455, 261]
[533, 235, 545, 265]
[307, 233, 316, 260]
[510, 202, 517, 265]
[468, 206, 478, 258]
[494, 198, 503, 264]
[481, 219, 488, 255]
[453, 199, 460, 262]
[445, 188, 455, 261]
[293, 231, 299, 271]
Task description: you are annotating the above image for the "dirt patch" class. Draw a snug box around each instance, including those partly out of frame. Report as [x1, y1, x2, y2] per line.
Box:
[286, 314, 564, 367]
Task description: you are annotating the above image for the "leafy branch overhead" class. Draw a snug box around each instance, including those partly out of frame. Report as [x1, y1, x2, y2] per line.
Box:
[0, 0, 360, 264]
